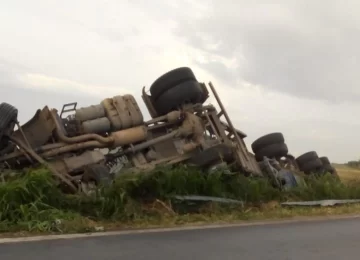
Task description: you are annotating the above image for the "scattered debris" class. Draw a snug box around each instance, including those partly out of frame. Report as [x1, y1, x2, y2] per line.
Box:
[281, 199, 360, 207]
[94, 226, 105, 232]
[173, 195, 244, 206]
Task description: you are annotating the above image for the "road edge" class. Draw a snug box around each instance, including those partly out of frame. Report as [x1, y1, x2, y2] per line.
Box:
[1, 213, 360, 244]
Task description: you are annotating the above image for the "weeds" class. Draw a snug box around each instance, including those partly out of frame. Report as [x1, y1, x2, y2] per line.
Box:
[1, 165, 360, 234]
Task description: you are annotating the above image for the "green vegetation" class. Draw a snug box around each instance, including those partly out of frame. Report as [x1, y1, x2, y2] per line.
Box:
[1, 165, 360, 235]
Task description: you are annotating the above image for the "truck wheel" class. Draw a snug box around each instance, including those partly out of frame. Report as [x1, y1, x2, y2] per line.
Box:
[187, 144, 234, 168]
[81, 164, 113, 195]
[251, 132, 285, 154]
[319, 157, 337, 176]
[322, 164, 334, 173]
[296, 151, 318, 167]
[154, 81, 203, 116]
[150, 67, 197, 100]
[0, 103, 18, 149]
[255, 143, 288, 161]
[319, 156, 330, 165]
[301, 158, 323, 173]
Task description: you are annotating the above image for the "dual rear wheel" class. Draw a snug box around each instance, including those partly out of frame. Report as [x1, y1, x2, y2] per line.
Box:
[295, 151, 323, 174]
[149, 67, 205, 116]
[295, 152, 337, 177]
[251, 132, 289, 162]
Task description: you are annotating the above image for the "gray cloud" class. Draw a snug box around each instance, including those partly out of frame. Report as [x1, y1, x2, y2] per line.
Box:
[0, 58, 152, 123]
[169, 1, 360, 102]
[0, 59, 30, 90]
[3, 0, 360, 163]
[0, 59, 99, 122]
[193, 60, 238, 85]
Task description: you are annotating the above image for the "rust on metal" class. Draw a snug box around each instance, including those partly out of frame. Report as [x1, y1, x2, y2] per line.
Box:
[0, 67, 301, 194]
[110, 126, 148, 147]
[141, 86, 159, 119]
[50, 110, 114, 145]
[9, 136, 77, 192]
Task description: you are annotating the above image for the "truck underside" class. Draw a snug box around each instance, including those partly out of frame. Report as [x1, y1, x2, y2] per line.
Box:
[0, 67, 337, 193]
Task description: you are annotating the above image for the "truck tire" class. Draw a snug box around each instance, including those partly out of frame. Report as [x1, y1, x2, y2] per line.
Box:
[301, 158, 323, 173]
[322, 164, 334, 173]
[319, 156, 330, 165]
[81, 164, 113, 187]
[296, 151, 318, 167]
[154, 81, 203, 116]
[150, 67, 197, 100]
[255, 142, 288, 161]
[251, 132, 285, 154]
[187, 144, 234, 168]
[0, 103, 18, 149]
[319, 157, 337, 176]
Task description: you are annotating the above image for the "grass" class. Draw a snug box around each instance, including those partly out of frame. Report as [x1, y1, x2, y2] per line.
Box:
[1, 164, 360, 235]
[334, 163, 360, 183]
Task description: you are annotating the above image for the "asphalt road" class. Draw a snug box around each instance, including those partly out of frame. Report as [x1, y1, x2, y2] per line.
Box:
[1, 217, 359, 260]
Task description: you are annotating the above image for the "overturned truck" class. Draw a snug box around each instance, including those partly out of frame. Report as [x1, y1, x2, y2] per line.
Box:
[0, 67, 337, 193]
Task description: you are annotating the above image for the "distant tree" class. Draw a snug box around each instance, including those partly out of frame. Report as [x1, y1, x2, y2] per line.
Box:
[347, 160, 360, 168]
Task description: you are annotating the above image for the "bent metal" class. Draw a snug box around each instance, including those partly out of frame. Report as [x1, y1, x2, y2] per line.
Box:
[0, 67, 338, 193]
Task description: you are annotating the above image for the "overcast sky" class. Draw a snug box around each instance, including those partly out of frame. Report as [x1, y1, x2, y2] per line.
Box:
[1, 0, 360, 163]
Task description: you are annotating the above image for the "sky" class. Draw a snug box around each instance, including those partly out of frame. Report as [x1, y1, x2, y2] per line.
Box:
[1, 0, 360, 163]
